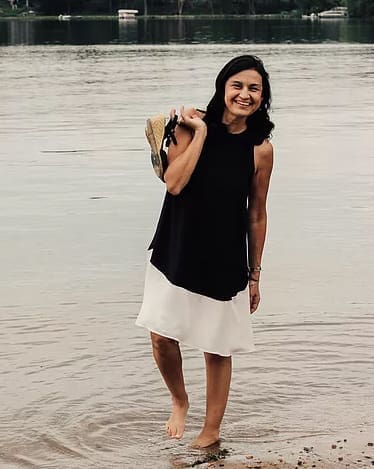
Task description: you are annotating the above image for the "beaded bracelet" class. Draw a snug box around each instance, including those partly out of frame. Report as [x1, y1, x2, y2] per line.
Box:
[249, 266, 262, 272]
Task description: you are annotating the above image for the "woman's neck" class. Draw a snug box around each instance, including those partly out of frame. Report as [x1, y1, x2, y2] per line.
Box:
[222, 113, 247, 134]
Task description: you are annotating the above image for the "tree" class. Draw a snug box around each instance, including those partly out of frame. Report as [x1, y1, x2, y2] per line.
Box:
[347, 0, 374, 17]
[177, 0, 186, 14]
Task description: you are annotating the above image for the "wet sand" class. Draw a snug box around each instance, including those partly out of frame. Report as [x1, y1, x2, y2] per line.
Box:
[180, 428, 374, 468]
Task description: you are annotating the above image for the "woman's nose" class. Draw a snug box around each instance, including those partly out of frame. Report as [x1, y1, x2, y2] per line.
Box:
[239, 88, 250, 98]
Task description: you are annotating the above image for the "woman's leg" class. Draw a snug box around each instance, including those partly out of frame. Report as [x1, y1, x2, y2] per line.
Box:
[191, 352, 232, 448]
[150, 332, 189, 439]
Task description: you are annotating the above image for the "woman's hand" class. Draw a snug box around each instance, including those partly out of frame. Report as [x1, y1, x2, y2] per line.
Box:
[249, 280, 260, 314]
[178, 106, 207, 132]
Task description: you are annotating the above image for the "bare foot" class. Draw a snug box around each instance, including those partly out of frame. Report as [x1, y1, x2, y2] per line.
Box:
[165, 398, 189, 439]
[190, 430, 220, 448]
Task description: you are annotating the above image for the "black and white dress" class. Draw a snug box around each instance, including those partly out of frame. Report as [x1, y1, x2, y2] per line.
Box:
[136, 122, 256, 356]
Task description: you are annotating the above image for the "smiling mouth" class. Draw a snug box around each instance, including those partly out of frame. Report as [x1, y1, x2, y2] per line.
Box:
[235, 100, 251, 107]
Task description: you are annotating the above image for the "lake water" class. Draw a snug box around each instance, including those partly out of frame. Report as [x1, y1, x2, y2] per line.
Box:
[0, 19, 374, 469]
[0, 17, 374, 46]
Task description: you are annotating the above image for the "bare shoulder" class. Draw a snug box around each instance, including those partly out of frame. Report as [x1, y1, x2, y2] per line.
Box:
[254, 140, 273, 173]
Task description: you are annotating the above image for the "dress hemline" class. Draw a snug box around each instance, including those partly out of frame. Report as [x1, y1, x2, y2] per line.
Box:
[135, 320, 256, 357]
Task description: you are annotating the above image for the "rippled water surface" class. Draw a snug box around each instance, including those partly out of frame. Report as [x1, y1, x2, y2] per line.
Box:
[1, 43, 374, 468]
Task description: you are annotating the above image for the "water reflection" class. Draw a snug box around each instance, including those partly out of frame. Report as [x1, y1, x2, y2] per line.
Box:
[6, 18, 35, 45]
[0, 17, 373, 46]
[118, 19, 138, 44]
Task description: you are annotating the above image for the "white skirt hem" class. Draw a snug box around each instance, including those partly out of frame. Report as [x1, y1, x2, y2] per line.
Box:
[135, 320, 255, 357]
[136, 259, 255, 357]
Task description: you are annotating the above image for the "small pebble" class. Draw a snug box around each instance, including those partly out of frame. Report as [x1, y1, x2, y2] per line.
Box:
[368, 442, 374, 447]
[331, 444, 337, 449]
[338, 456, 343, 461]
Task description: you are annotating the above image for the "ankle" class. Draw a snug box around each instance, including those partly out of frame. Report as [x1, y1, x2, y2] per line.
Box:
[200, 425, 220, 437]
[172, 394, 189, 407]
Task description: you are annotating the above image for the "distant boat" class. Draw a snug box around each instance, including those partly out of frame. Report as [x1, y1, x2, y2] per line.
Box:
[318, 6, 348, 18]
[118, 9, 139, 20]
[58, 14, 82, 21]
[301, 12, 318, 20]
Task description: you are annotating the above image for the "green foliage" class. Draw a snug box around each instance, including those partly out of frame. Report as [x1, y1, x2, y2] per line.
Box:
[347, 0, 374, 17]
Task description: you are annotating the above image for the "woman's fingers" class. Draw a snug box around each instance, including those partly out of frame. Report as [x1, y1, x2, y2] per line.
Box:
[249, 284, 260, 314]
[250, 296, 260, 314]
[178, 106, 206, 131]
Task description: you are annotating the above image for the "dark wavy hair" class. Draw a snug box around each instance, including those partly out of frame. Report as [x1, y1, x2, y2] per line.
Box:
[204, 55, 274, 145]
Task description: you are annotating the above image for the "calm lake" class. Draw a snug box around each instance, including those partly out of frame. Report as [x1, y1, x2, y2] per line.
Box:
[0, 17, 374, 45]
[0, 18, 374, 469]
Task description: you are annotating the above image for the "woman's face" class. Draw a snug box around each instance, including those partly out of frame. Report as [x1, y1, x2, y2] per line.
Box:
[223, 69, 263, 121]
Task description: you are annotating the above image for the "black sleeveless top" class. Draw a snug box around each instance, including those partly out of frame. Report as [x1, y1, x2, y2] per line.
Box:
[149, 122, 255, 301]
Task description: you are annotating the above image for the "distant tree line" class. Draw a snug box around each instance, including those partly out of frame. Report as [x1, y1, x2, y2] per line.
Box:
[11, 0, 374, 17]
[347, 0, 374, 17]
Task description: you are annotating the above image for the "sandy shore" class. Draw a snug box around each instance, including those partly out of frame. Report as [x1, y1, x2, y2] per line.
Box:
[186, 427, 374, 468]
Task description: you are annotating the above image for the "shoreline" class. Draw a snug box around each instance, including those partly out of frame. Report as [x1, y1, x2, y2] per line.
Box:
[0, 14, 317, 21]
[183, 427, 374, 468]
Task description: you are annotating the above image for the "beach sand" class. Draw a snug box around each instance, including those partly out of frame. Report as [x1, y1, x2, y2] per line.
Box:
[183, 427, 374, 468]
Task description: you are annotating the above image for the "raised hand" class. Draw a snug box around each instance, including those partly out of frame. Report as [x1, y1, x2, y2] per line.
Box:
[178, 106, 207, 132]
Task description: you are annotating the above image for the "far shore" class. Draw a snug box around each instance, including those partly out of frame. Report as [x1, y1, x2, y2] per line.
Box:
[0, 13, 317, 21]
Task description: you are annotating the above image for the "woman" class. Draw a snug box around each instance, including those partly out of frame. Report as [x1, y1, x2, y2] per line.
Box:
[136, 55, 274, 448]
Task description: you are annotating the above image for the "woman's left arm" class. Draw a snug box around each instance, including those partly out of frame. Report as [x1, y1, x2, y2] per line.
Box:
[248, 140, 274, 314]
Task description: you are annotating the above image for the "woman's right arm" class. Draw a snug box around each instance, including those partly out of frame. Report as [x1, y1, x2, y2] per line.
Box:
[164, 107, 207, 195]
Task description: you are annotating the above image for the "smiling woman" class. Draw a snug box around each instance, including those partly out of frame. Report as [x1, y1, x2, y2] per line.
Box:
[136, 55, 274, 449]
[223, 70, 264, 129]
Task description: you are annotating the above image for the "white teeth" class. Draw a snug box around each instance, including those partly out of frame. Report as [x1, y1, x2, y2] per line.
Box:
[236, 100, 250, 106]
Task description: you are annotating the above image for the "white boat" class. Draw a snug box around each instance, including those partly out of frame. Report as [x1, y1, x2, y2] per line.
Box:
[318, 6, 348, 18]
[118, 9, 139, 20]
[302, 12, 318, 20]
[58, 14, 82, 21]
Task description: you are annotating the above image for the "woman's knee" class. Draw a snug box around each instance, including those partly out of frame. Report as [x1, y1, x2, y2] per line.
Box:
[151, 332, 178, 352]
